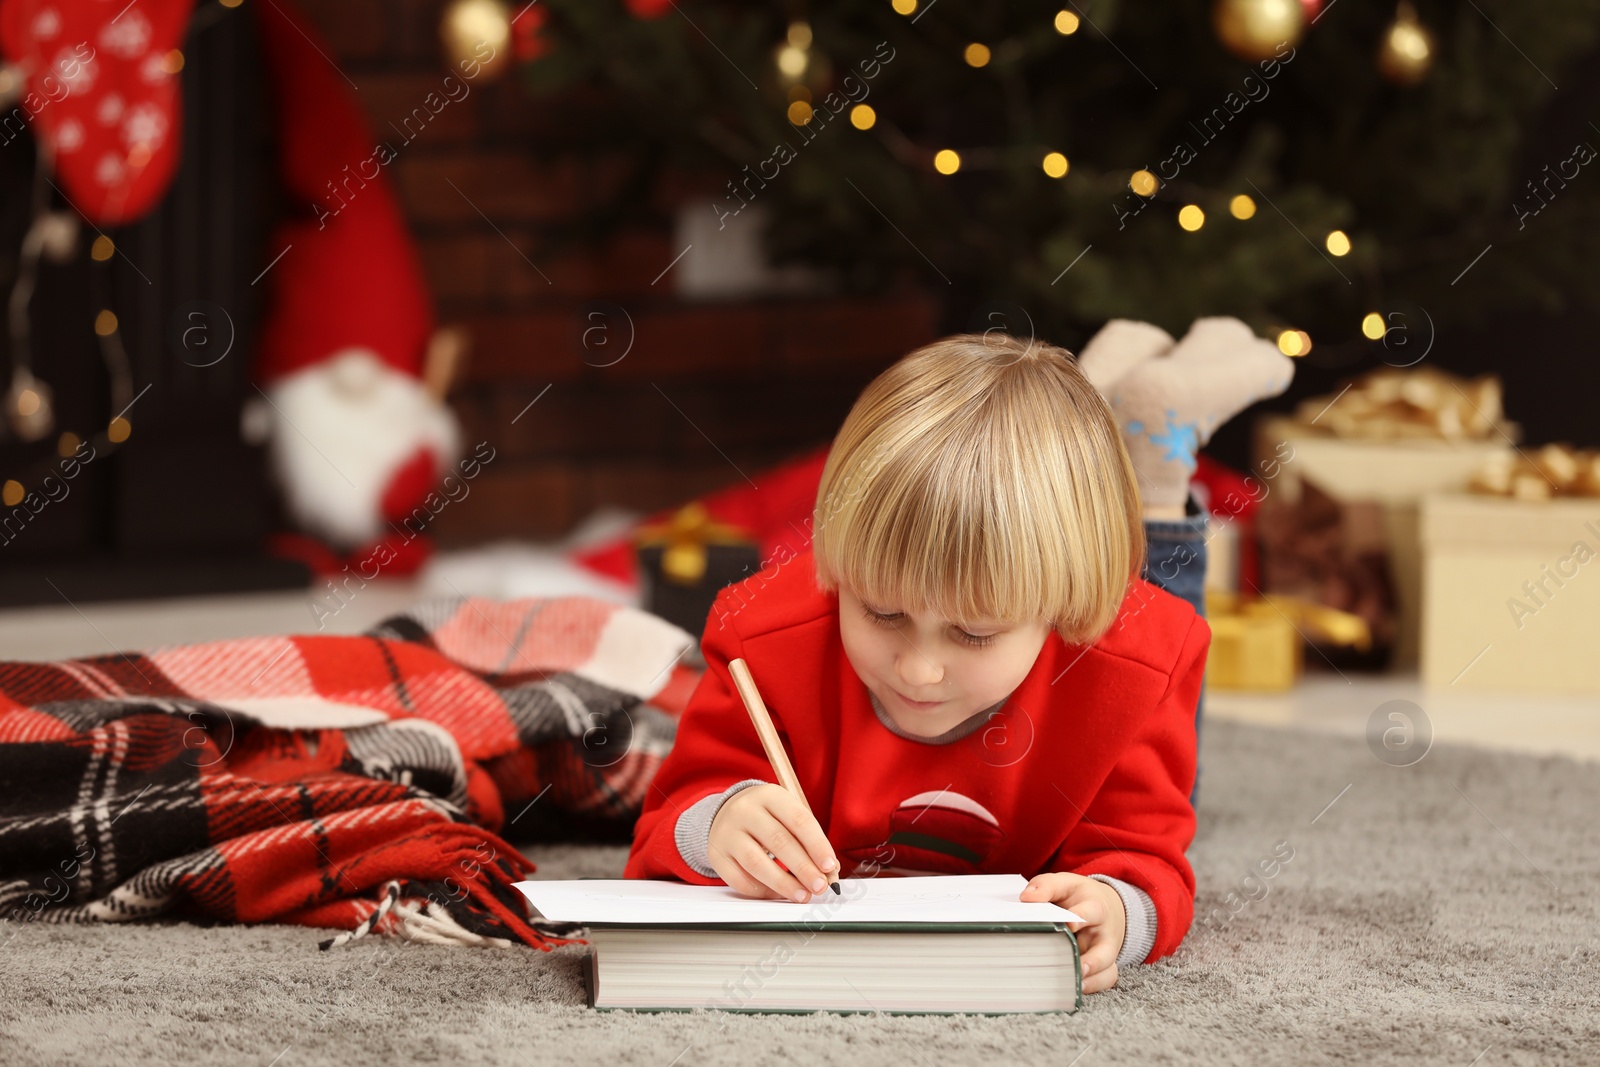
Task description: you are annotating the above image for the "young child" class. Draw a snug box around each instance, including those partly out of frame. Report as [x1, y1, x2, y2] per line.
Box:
[625, 323, 1292, 993]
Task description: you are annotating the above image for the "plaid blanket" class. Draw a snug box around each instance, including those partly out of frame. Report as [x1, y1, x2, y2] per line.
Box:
[0, 596, 699, 951]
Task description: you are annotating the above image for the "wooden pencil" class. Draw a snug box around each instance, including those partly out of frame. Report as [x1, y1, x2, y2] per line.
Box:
[727, 656, 841, 896]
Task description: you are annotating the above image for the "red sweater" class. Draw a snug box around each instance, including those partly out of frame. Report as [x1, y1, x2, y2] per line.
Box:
[624, 544, 1208, 964]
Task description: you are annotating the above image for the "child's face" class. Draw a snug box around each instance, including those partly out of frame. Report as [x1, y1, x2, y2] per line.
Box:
[836, 584, 1052, 739]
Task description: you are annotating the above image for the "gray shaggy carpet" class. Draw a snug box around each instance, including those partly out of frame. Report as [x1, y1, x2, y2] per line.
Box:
[3, 717, 1596, 1066]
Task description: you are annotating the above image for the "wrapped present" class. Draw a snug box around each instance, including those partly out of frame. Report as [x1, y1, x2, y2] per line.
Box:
[1420, 492, 1600, 696]
[1204, 591, 1371, 691]
[634, 502, 762, 639]
[1256, 366, 1519, 668]
[1256, 478, 1399, 670]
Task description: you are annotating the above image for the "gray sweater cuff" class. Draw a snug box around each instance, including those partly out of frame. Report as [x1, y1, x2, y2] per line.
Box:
[1086, 873, 1158, 968]
[674, 778, 771, 877]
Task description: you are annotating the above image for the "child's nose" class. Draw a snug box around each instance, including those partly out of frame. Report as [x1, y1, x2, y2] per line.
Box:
[895, 651, 945, 688]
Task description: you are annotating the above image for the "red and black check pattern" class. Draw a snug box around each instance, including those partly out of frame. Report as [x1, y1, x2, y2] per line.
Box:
[0, 596, 699, 950]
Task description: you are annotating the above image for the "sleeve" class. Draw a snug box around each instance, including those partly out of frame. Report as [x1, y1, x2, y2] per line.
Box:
[1049, 611, 1209, 965]
[674, 778, 770, 877]
[1086, 874, 1158, 969]
[623, 588, 792, 884]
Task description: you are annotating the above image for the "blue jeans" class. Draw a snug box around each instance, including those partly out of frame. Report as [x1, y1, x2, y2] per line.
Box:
[1141, 500, 1208, 810]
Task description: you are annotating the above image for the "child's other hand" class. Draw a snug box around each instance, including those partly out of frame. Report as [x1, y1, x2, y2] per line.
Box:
[707, 784, 840, 903]
[1021, 873, 1127, 994]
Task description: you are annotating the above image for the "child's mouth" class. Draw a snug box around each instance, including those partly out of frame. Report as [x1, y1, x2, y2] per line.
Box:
[893, 689, 946, 710]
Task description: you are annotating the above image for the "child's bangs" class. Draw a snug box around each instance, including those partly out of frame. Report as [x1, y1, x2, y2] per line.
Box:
[819, 442, 1065, 630]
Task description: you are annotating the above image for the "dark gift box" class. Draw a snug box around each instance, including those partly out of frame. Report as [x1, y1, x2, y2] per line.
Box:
[634, 503, 762, 641]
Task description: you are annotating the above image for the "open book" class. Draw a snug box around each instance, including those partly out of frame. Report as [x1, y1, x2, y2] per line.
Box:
[513, 874, 1085, 1015]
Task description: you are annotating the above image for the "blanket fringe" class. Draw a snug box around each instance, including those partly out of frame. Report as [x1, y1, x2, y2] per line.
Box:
[318, 860, 590, 953]
[319, 880, 403, 951]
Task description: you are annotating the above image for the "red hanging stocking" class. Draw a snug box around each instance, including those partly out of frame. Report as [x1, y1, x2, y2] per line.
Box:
[0, 0, 196, 225]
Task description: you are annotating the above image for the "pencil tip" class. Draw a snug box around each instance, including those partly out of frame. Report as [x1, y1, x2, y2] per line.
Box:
[830, 881, 841, 895]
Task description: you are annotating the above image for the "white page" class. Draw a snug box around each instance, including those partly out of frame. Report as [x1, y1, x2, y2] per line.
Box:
[513, 874, 1084, 925]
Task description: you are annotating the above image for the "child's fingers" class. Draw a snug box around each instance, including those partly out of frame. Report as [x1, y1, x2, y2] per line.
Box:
[1020, 871, 1084, 901]
[1082, 960, 1120, 995]
[764, 791, 841, 882]
[1023, 875, 1125, 993]
[728, 831, 815, 903]
[1021, 872, 1103, 929]
[713, 851, 779, 900]
[1077, 925, 1119, 980]
[1065, 895, 1106, 933]
[749, 809, 834, 897]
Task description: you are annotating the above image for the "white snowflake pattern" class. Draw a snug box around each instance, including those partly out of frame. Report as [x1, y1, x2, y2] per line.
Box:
[95, 153, 126, 186]
[98, 11, 152, 59]
[140, 52, 170, 84]
[53, 45, 95, 93]
[55, 118, 84, 152]
[97, 93, 124, 125]
[123, 102, 167, 148]
[31, 8, 61, 38]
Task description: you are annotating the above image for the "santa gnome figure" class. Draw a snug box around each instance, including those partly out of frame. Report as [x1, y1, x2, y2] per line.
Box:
[251, 0, 461, 554]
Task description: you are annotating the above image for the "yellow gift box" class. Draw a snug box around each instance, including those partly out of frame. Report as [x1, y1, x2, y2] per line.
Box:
[1204, 591, 1371, 691]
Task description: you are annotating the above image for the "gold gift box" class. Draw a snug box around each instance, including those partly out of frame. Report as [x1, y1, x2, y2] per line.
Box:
[1204, 592, 1371, 692]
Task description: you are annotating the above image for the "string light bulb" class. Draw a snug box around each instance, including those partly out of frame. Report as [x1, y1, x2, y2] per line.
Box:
[850, 104, 876, 130]
[1054, 10, 1080, 34]
[1326, 230, 1351, 256]
[1178, 204, 1205, 231]
[1361, 312, 1386, 340]
[776, 45, 807, 78]
[934, 149, 961, 175]
[1229, 194, 1256, 219]
[1129, 169, 1158, 196]
[1042, 152, 1069, 178]
[1277, 329, 1312, 357]
[964, 43, 991, 67]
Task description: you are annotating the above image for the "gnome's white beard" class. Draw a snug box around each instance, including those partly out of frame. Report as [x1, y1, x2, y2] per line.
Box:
[258, 348, 461, 549]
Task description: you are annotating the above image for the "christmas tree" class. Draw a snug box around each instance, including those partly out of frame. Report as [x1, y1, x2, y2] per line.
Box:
[516, 0, 1600, 353]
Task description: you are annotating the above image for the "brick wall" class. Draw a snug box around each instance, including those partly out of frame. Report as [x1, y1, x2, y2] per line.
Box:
[301, 0, 940, 543]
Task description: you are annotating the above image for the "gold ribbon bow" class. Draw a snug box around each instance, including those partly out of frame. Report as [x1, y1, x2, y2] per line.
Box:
[1293, 367, 1514, 443]
[1469, 444, 1600, 501]
[633, 502, 757, 585]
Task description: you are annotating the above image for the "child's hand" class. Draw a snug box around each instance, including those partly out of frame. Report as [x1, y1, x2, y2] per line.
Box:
[1021, 873, 1127, 993]
[707, 784, 840, 903]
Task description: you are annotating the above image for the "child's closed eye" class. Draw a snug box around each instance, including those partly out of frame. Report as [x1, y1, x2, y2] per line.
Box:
[859, 605, 997, 647]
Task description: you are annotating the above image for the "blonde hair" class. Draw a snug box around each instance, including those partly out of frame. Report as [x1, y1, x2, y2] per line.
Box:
[811, 332, 1145, 644]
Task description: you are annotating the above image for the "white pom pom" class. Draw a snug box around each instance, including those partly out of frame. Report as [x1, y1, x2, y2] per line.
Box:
[262, 348, 461, 548]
